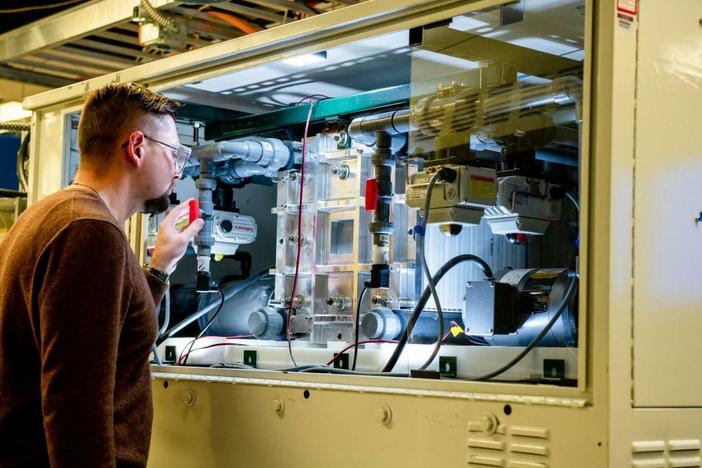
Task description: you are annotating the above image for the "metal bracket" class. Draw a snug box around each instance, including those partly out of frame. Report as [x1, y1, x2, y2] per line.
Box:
[333, 353, 350, 370]
[439, 356, 458, 378]
[243, 350, 257, 368]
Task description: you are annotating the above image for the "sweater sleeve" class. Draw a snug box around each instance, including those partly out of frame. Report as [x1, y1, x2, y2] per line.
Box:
[143, 269, 168, 308]
[36, 220, 129, 468]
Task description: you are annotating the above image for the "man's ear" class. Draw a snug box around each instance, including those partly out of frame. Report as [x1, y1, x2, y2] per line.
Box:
[125, 131, 145, 167]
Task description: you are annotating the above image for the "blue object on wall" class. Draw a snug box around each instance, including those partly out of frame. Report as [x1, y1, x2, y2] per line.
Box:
[0, 134, 20, 190]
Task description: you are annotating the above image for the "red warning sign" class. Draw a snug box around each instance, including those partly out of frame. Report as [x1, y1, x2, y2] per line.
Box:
[617, 0, 637, 16]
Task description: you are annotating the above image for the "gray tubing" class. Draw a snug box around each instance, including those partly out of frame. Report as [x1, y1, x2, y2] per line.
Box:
[156, 270, 269, 345]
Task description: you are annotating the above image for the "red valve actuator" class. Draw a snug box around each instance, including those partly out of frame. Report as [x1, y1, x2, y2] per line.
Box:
[189, 199, 201, 223]
[365, 178, 378, 211]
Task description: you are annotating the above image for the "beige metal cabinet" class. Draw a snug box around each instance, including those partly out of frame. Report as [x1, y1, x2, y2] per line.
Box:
[22, 0, 702, 466]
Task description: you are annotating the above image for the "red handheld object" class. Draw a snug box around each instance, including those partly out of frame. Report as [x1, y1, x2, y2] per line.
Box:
[189, 199, 200, 223]
[365, 178, 378, 211]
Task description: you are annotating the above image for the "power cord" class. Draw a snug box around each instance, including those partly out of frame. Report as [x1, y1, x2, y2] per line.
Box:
[472, 274, 578, 381]
[181, 288, 225, 366]
[352, 283, 370, 371]
[415, 169, 456, 370]
[381, 253, 493, 372]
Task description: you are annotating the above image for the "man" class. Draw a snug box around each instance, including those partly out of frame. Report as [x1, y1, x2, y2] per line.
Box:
[0, 82, 203, 467]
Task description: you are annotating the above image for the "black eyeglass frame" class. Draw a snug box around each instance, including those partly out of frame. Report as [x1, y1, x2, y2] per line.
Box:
[121, 133, 191, 174]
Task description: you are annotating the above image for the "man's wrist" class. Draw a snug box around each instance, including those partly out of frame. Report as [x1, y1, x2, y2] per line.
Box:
[143, 264, 170, 284]
[148, 254, 175, 275]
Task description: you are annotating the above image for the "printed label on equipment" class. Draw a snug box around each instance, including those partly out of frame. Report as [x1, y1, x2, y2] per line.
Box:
[469, 175, 496, 200]
[530, 268, 564, 279]
[617, 0, 637, 15]
[500, 269, 532, 285]
[617, 0, 637, 26]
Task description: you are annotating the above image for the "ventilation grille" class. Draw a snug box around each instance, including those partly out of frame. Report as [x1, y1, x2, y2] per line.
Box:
[466, 419, 551, 467]
[631, 439, 701, 468]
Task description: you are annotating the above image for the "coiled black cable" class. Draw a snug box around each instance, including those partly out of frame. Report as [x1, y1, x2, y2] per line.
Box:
[156, 268, 270, 346]
[471, 274, 578, 381]
[382, 254, 493, 372]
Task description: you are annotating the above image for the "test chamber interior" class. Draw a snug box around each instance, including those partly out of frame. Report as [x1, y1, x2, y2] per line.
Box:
[24, 0, 702, 466]
[124, 0, 586, 386]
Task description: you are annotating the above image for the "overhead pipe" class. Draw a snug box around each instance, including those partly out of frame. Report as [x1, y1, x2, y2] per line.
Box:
[348, 76, 583, 145]
[206, 10, 262, 35]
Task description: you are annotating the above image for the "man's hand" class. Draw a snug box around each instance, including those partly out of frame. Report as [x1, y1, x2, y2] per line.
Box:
[149, 199, 204, 274]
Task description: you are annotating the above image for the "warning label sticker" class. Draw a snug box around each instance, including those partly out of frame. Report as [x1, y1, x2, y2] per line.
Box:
[617, 0, 637, 26]
[617, 0, 637, 15]
[469, 175, 495, 200]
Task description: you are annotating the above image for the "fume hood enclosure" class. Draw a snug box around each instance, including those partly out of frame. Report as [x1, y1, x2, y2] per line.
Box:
[24, 0, 702, 466]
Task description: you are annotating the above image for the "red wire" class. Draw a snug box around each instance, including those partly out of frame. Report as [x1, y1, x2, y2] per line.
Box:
[178, 342, 250, 365]
[285, 103, 315, 367]
[295, 94, 329, 105]
[441, 321, 458, 342]
[177, 335, 253, 365]
[325, 339, 398, 366]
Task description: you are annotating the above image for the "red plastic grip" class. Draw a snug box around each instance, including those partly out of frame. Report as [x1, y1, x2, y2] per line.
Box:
[365, 178, 378, 211]
[189, 199, 200, 223]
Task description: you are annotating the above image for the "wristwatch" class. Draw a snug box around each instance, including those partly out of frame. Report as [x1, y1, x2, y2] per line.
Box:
[143, 265, 170, 284]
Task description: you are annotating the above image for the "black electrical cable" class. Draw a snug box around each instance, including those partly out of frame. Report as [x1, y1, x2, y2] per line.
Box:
[382, 254, 493, 372]
[282, 365, 410, 377]
[565, 191, 580, 212]
[472, 274, 578, 381]
[351, 283, 370, 371]
[416, 172, 445, 371]
[156, 268, 271, 346]
[0, 189, 26, 198]
[181, 288, 225, 366]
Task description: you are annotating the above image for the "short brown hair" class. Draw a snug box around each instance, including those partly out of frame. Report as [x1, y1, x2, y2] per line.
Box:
[78, 82, 181, 161]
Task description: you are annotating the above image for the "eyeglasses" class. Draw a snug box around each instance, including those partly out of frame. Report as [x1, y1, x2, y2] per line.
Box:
[122, 133, 191, 174]
[143, 135, 191, 174]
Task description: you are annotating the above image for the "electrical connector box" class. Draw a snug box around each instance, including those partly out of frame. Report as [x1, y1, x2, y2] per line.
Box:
[406, 165, 496, 225]
[463, 280, 521, 336]
[484, 175, 562, 235]
[138, 21, 186, 51]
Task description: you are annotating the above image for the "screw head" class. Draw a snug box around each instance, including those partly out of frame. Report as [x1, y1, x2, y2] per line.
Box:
[479, 413, 499, 434]
[376, 405, 392, 425]
[183, 390, 197, 407]
[272, 399, 285, 414]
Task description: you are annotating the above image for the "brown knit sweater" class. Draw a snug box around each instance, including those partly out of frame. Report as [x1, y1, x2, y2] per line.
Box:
[0, 185, 166, 467]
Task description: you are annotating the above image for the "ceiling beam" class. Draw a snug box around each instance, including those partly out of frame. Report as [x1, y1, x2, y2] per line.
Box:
[0, 0, 179, 62]
[208, 3, 287, 24]
[0, 64, 74, 88]
[243, 0, 318, 16]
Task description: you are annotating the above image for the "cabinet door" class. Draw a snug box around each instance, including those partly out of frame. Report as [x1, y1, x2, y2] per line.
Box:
[633, 0, 702, 406]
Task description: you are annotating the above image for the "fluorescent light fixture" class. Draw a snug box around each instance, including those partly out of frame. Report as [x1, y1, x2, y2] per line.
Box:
[282, 51, 327, 67]
[449, 15, 490, 32]
[0, 102, 30, 123]
[412, 49, 478, 70]
[508, 37, 580, 56]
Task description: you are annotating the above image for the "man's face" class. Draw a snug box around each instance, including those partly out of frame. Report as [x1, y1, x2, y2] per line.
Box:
[141, 117, 182, 215]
